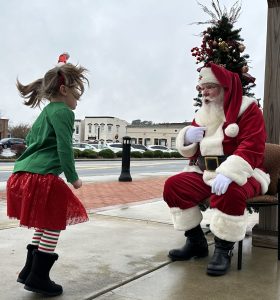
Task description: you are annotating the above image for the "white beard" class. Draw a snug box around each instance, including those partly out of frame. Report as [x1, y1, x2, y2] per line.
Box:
[195, 90, 226, 156]
[195, 90, 225, 131]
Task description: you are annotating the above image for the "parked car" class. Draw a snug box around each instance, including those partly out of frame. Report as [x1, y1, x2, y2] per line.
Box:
[146, 145, 172, 153]
[106, 143, 123, 153]
[107, 143, 145, 153]
[131, 144, 148, 152]
[0, 138, 26, 149]
[72, 143, 101, 152]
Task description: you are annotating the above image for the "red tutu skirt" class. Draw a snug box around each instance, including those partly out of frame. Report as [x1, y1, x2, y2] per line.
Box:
[6, 172, 88, 230]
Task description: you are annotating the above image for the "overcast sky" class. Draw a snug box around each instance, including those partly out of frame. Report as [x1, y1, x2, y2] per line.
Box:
[1, 0, 267, 126]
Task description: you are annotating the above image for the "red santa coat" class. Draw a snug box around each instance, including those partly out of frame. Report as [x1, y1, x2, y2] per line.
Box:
[176, 96, 270, 194]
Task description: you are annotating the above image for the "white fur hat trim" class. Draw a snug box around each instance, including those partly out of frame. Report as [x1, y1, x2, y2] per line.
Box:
[198, 67, 220, 86]
[224, 123, 239, 138]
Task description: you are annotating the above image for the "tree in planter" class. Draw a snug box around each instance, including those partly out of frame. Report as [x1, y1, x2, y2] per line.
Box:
[9, 123, 31, 139]
[191, 0, 258, 108]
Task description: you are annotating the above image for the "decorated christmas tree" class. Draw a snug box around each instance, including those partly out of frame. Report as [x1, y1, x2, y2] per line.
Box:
[192, 0, 258, 108]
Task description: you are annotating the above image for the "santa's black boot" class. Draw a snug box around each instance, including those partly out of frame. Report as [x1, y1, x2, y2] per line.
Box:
[17, 244, 38, 284]
[207, 236, 235, 276]
[24, 250, 63, 297]
[168, 225, 208, 261]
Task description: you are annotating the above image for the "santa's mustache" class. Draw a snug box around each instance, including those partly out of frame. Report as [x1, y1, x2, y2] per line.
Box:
[202, 96, 216, 104]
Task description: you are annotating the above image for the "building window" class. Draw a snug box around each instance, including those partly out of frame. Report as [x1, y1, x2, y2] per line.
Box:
[138, 138, 143, 144]
[75, 125, 79, 134]
[171, 137, 176, 148]
[108, 125, 112, 133]
[154, 138, 159, 145]
[88, 123, 92, 134]
[144, 138, 150, 146]
[116, 125, 120, 133]
[100, 123, 105, 132]
[160, 139, 167, 146]
[94, 124, 99, 134]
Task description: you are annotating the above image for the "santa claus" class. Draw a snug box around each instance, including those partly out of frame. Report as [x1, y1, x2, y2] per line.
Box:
[163, 63, 270, 276]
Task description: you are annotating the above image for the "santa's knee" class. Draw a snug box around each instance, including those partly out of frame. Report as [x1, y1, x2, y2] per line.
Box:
[163, 175, 182, 207]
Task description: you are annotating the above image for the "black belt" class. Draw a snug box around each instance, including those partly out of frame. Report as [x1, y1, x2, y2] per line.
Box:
[195, 155, 228, 171]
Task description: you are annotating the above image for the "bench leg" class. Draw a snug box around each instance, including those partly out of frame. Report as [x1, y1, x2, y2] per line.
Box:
[237, 240, 243, 270]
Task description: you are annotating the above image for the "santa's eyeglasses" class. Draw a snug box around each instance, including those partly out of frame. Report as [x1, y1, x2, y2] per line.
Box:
[196, 83, 221, 92]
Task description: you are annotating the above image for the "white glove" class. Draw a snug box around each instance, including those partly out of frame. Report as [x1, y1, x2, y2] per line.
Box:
[211, 174, 233, 196]
[184, 126, 207, 144]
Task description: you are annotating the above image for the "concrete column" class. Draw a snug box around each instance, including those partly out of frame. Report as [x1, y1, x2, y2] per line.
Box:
[252, 0, 280, 248]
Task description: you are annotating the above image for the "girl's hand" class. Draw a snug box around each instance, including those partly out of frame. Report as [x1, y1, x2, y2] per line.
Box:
[72, 179, 82, 189]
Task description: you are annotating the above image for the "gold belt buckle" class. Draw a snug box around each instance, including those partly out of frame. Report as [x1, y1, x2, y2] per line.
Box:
[205, 156, 219, 171]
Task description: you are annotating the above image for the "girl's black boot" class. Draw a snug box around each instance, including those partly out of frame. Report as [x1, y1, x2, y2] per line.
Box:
[17, 244, 38, 284]
[24, 250, 63, 297]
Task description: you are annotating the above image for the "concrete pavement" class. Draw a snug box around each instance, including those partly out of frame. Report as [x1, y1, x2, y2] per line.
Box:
[0, 175, 279, 300]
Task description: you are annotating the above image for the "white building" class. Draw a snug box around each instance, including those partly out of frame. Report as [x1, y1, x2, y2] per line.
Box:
[73, 116, 190, 149]
[82, 116, 128, 143]
[73, 119, 83, 142]
[126, 122, 190, 149]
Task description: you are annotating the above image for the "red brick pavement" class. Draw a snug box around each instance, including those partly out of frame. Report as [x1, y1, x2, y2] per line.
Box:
[0, 176, 168, 210]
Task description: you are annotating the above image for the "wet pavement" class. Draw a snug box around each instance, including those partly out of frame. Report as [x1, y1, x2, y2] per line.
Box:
[0, 175, 279, 300]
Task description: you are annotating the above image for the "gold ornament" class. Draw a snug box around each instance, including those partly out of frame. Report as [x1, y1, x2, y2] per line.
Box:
[218, 41, 229, 52]
[238, 44, 246, 52]
[241, 65, 249, 73]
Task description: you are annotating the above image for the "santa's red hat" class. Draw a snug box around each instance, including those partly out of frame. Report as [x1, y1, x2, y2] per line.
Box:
[198, 63, 243, 138]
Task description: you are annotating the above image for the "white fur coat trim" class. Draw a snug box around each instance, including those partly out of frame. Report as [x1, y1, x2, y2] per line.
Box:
[170, 206, 203, 231]
[238, 96, 258, 117]
[176, 126, 198, 158]
[210, 208, 248, 242]
[199, 123, 224, 156]
[252, 168, 270, 194]
[183, 164, 203, 174]
[216, 155, 253, 186]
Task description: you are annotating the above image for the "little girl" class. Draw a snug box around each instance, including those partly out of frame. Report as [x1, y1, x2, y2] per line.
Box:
[6, 53, 89, 297]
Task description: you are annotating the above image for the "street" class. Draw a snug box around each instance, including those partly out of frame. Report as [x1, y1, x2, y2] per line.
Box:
[0, 159, 188, 182]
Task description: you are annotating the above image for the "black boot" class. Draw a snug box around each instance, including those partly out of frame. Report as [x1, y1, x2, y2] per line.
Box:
[168, 225, 208, 261]
[17, 244, 38, 284]
[207, 236, 235, 276]
[24, 250, 63, 296]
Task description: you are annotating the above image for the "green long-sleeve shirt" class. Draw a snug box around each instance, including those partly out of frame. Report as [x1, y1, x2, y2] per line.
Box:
[13, 102, 78, 183]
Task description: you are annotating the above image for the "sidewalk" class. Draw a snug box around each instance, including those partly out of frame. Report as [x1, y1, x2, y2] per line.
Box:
[0, 175, 279, 300]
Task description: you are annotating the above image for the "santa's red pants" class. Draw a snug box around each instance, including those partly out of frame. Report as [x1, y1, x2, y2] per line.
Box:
[163, 172, 261, 216]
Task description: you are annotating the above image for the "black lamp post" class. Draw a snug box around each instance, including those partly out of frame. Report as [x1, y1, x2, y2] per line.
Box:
[119, 136, 132, 182]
